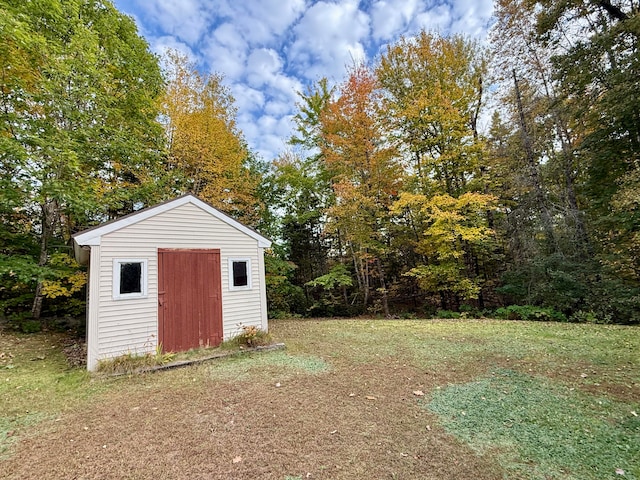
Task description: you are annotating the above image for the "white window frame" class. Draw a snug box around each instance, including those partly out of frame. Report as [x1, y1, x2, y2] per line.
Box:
[228, 257, 252, 291]
[113, 258, 148, 300]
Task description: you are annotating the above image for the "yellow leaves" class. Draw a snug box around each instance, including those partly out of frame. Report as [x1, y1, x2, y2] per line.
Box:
[41, 273, 85, 299]
[393, 191, 496, 299]
[41, 254, 87, 299]
[390, 192, 427, 214]
[160, 50, 258, 223]
[393, 192, 496, 224]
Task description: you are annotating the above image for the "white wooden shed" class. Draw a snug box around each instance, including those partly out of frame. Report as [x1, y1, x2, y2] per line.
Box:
[72, 194, 272, 371]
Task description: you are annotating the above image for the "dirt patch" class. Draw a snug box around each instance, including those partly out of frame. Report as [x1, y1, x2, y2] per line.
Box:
[2, 358, 504, 479]
[61, 339, 87, 368]
[3, 318, 637, 479]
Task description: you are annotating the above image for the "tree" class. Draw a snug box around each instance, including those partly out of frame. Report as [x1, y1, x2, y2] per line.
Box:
[319, 63, 402, 314]
[490, 0, 640, 321]
[0, 0, 166, 320]
[392, 192, 497, 309]
[161, 50, 262, 226]
[268, 80, 335, 311]
[377, 31, 487, 196]
[377, 31, 496, 310]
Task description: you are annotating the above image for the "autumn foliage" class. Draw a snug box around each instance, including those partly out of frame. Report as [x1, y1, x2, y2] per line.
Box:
[1, 0, 639, 324]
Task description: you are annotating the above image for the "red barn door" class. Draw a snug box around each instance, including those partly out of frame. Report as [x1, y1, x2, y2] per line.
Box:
[158, 249, 223, 352]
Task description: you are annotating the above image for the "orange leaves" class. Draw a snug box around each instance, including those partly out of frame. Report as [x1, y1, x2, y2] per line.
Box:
[320, 63, 401, 231]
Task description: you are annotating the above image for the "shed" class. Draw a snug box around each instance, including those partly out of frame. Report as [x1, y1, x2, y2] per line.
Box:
[72, 194, 272, 371]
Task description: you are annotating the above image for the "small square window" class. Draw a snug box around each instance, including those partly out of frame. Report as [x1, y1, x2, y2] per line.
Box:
[233, 261, 248, 287]
[120, 262, 142, 294]
[113, 259, 147, 299]
[229, 258, 251, 290]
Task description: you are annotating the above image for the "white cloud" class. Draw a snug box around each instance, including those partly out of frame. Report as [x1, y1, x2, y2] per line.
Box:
[246, 49, 283, 87]
[230, 84, 265, 113]
[412, 4, 453, 34]
[151, 35, 197, 62]
[264, 100, 292, 117]
[133, 0, 212, 45]
[237, 112, 293, 161]
[212, 22, 247, 51]
[202, 29, 248, 80]
[290, 0, 370, 81]
[450, 0, 494, 37]
[370, 0, 423, 41]
[231, 0, 306, 44]
[114, 0, 495, 162]
[244, 49, 302, 119]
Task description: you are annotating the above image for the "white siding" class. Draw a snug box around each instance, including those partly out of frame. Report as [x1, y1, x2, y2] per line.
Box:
[86, 246, 101, 371]
[92, 202, 267, 368]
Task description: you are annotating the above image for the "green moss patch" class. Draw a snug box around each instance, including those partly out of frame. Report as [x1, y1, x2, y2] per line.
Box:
[427, 369, 640, 479]
[206, 350, 330, 381]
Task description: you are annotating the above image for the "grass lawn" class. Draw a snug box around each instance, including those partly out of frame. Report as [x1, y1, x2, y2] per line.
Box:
[1, 318, 638, 479]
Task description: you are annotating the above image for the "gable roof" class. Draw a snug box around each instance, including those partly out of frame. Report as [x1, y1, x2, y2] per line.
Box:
[72, 194, 272, 249]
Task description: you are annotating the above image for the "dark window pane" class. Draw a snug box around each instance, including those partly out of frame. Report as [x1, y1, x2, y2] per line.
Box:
[233, 261, 248, 287]
[120, 262, 142, 294]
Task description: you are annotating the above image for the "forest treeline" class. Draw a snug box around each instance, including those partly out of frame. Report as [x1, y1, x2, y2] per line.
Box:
[1, 0, 638, 326]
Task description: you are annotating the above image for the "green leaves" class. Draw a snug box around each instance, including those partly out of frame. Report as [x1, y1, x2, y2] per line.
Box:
[0, 0, 167, 317]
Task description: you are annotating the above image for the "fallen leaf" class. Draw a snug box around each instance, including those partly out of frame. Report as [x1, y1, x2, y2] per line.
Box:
[580, 373, 588, 378]
[232, 456, 242, 464]
[6, 430, 14, 437]
[348, 393, 356, 397]
[366, 396, 376, 400]
[413, 390, 424, 396]
[631, 411, 637, 417]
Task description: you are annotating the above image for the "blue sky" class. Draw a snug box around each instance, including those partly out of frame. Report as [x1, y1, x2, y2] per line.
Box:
[112, 0, 494, 162]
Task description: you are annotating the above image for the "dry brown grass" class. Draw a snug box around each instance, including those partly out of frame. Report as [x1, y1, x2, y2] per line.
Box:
[2, 364, 502, 479]
[2, 318, 637, 479]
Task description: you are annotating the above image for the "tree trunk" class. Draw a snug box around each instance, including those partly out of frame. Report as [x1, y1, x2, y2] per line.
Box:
[512, 70, 559, 253]
[31, 201, 57, 320]
[377, 258, 390, 317]
[555, 116, 591, 253]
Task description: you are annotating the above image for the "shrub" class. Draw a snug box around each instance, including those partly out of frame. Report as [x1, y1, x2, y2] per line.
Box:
[230, 325, 273, 348]
[459, 304, 479, 316]
[569, 310, 611, 324]
[19, 319, 42, 333]
[494, 305, 567, 322]
[434, 310, 461, 319]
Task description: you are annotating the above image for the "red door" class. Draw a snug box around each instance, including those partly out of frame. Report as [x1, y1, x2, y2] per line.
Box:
[158, 249, 223, 352]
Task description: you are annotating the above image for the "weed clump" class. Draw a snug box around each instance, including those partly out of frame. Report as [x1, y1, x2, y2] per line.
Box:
[224, 325, 273, 349]
[96, 347, 175, 375]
